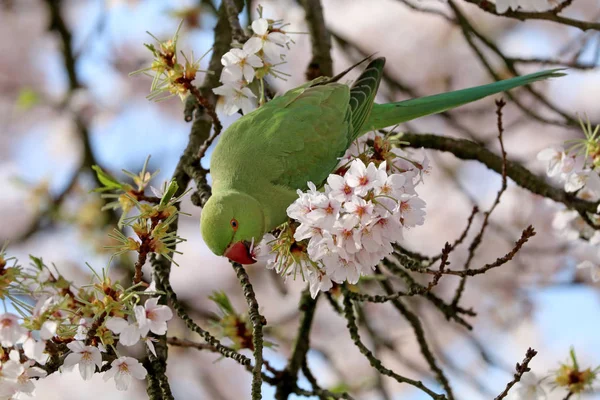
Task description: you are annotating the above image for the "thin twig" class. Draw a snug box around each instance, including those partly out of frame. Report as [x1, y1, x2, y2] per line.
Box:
[383, 259, 476, 329]
[341, 287, 446, 400]
[448, 0, 570, 128]
[189, 86, 223, 158]
[427, 243, 452, 291]
[167, 337, 220, 351]
[376, 271, 456, 399]
[494, 348, 538, 400]
[429, 206, 478, 264]
[462, 0, 600, 32]
[301, 359, 356, 400]
[421, 226, 536, 277]
[231, 262, 265, 400]
[451, 99, 509, 307]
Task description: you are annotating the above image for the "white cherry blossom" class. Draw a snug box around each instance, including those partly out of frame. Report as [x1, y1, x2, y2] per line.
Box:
[343, 196, 375, 225]
[213, 82, 257, 116]
[307, 270, 333, 299]
[325, 254, 361, 284]
[221, 48, 263, 83]
[23, 335, 47, 365]
[306, 196, 341, 229]
[398, 194, 426, 227]
[307, 232, 341, 263]
[326, 174, 354, 203]
[103, 356, 147, 391]
[106, 316, 144, 346]
[14, 360, 46, 396]
[253, 233, 278, 266]
[74, 318, 91, 341]
[106, 298, 172, 346]
[138, 297, 173, 335]
[40, 320, 57, 340]
[244, 18, 289, 62]
[294, 222, 323, 242]
[346, 159, 379, 196]
[62, 341, 102, 381]
[537, 147, 568, 177]
[333, 215, 362, 255]
[0, 313, 26, 347]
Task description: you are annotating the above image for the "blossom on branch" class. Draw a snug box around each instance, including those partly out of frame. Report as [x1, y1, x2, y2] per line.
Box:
[103, 357, 148, 391]
[213, 8, 294, 115]
[256, 133, 429, 297]
[62, 341, 103, 381]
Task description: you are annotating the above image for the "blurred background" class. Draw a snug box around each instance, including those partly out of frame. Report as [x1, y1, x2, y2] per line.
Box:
[1, 0, 600, 398]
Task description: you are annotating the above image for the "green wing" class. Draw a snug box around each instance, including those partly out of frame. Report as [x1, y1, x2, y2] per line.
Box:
[362, 69, 565, 133]
[210, 83, 351, 193]
[268, 83, 352, 189]
[347, 57, 385, 140]
[266, 58, 387, 188]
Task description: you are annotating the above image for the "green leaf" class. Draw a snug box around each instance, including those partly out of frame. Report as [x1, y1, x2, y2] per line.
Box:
[159, 180, 179, 206]
[92, 165, 123, 190]
[570, 346, 579, 370]
[209, 291, 236, 316]
[28, 255, 44, 271]
[328, 382, 351, 393]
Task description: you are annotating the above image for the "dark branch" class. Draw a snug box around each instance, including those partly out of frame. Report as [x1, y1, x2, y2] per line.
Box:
[300, 0, 334, 79]
[400, 132, 598, 215]
[462, 0, 600, 32]
[275, 290, 318, 400]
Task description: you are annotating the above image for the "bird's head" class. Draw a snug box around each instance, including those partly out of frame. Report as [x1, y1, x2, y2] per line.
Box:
[200, 190, 265, 265]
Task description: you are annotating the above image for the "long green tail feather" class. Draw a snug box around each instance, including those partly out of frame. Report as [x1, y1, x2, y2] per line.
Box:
[362, 69, 565, 133]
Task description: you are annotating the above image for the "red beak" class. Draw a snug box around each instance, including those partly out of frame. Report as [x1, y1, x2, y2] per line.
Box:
[224, 241, 256, 265]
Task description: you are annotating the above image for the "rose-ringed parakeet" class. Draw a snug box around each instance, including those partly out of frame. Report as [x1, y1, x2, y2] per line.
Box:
[201, 57, 562, 264]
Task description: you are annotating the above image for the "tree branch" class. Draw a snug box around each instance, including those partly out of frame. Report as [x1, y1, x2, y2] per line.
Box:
[275, 290, 318, 400]
[231, 262, 266, 400]
[400, 132, 598, 214]
[462, 0, 600, 32]
[300, 0, 334, 79]
[494, 348, 538, 400]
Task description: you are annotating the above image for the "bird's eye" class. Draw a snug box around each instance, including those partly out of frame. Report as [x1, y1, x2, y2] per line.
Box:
[230, 218, 238, 231]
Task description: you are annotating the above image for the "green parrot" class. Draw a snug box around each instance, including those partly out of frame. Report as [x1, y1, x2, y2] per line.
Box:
[200, 57, 563, 264]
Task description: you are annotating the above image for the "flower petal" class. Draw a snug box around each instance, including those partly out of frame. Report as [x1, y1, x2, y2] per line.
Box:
[251, 18, 268, 35]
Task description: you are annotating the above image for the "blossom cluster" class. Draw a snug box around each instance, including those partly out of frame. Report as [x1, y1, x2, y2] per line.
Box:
[255, 132, 429, 297]
[213, 10, 293, 115]
[0, 250, 172, 396]
[537, 118, 600, 282]
[132, 21, 209, 102]
[0, 158, 184, 396]
[94, 157, 187, 265]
